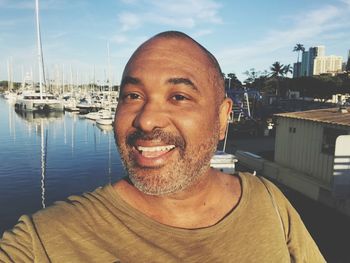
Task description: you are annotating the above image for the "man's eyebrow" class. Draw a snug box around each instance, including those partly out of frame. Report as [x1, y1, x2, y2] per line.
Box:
[167, 78, 199, 92]
[121, 76, 141, 87]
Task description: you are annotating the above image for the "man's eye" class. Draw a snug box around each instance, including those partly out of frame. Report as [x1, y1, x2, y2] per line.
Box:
[124, 93, 141, 100]
[172, 94, 188, 101]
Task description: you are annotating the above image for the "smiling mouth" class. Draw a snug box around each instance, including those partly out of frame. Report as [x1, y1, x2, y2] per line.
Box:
[135, 145, 176, 158]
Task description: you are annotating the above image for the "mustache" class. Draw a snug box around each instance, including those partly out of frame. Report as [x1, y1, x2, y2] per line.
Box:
[126, 129, 185, 149]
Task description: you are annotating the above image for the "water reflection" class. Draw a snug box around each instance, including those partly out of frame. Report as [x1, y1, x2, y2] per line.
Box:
[14, 109, 64, 123]
[13, 110, 64, 209]
[40, 119, 47, 208]
[95, 122, 114, 183]
[96, 123, 114, 133]
[0, 98, 123, 234]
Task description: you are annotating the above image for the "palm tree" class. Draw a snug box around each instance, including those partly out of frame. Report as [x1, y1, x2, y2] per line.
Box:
[283, 64, 293, 77]
[270, 61, 285, 96]
[270, 61, 285, 78]
[293, 44, 305, 63]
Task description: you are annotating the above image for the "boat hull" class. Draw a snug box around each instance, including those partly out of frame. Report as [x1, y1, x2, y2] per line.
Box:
[15, 98, 64, 112]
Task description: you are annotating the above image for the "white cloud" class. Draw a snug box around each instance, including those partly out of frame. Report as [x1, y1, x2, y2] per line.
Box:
[110, 34, 128, 44]
[148, 0, 222, 25]
[341, 0, 350, 6]
[117, 0, 222, 31]
[120, 0, 138, 4]
[192, 29, 213, 38]
[118, 12, 141, 32]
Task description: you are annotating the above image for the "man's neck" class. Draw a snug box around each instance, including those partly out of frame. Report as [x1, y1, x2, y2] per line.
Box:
[113, 170, 241, 229]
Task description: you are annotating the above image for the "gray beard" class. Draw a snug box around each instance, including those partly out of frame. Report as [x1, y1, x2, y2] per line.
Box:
[127, 139, 217, 195]
[116, 123, 220, 196]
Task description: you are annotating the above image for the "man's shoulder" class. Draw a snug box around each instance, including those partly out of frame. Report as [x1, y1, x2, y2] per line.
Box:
[237, 171, 288, 202]
[32, 185, 114, 226]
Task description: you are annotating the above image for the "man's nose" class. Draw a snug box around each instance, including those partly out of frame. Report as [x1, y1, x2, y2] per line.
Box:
[132, 100, 169, 132]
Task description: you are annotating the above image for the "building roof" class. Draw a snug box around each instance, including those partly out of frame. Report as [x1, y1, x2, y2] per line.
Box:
[275, 107, 350, 127]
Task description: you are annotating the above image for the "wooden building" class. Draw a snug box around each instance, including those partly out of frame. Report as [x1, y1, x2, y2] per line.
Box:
[273, 107, 350, 215]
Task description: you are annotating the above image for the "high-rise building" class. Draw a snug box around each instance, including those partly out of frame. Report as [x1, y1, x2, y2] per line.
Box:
[346, 49, 350, 72]
[293, 62, 301, 78]
[308, 46, 325, 76]
[301, 51, 309, 77]
[313, 55, 343, 75]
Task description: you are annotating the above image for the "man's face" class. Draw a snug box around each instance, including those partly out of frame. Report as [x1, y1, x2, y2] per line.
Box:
[114, 37, 228, 195]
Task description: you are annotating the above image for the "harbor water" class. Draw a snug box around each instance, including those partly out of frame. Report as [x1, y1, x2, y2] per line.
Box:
[0, 97, 124, 234]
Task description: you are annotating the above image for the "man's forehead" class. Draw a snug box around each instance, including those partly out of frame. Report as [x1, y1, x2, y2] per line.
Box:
[123, 37, 213, 80]
[120, 34, 224, 102]
[129, 37, 209, 65]
[141, 36, 199, 51]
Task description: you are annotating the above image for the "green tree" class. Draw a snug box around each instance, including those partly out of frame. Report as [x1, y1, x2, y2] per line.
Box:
[289, 75, 344, 102]
[253, 74, 269, 92]
[243, 68, 260, 88]
[270, 61, 285, 77]
[226, 73, 242, 89]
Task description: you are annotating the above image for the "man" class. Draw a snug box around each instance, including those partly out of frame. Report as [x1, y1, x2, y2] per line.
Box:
[1, 31, 324, 262]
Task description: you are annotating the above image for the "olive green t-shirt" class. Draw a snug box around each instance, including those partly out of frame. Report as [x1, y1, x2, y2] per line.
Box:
[0, 173, 325, 262]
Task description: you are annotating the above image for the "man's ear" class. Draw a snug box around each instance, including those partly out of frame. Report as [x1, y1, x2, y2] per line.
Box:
[218, 98, 233, 140]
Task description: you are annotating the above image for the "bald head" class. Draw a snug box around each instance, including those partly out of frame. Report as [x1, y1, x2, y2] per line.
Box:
[121, 31, 225, 106]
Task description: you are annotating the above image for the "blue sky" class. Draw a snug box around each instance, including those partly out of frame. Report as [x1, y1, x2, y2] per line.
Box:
[1, 0, 350, 84]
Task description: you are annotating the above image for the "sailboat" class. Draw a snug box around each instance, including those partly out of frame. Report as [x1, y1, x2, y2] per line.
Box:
[15, 0, 63, 112]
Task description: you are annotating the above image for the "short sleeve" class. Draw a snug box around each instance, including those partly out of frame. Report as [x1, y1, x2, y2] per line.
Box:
[0, 215, 49, 262]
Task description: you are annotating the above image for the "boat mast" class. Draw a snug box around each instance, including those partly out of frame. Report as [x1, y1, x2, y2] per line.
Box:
[107, 42, 112, 92]
[35, 0, 46, 99]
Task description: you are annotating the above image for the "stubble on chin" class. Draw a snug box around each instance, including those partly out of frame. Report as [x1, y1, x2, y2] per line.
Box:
[116, 127, 220, 196]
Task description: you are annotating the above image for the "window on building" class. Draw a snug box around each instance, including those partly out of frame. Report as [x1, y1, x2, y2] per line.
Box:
[322, 127, 348, 155]
[289, 127, 296, 133]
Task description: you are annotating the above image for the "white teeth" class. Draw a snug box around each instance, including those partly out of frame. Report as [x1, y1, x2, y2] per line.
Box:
[137, 145, 175, 152]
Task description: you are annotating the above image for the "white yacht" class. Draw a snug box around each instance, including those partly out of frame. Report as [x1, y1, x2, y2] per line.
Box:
[85, 109, 114, 125]
[14, 0, 63, 113]
[85, 110, 101, 120]
[15, 90, 64, 112]
[62, 96, 80, 112]
[96, 110, 114, 126]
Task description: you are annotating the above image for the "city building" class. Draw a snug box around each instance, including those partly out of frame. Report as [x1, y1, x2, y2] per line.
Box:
[293, 62, 301, 78]
[300, 51, 309, 77]
[308, 46, 325, 76]
[297, 45, 343, 77]
[313, 55, 343, 75]
[346, 49, 350, 72]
